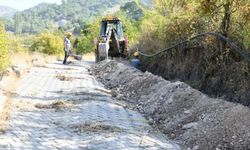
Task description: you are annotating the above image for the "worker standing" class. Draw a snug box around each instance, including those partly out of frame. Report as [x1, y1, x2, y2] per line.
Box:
[63, 32, 72, 65]
[130, 52, 142, 69]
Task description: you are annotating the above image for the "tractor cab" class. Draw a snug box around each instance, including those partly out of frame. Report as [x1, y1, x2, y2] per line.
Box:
[100, 17, 124, 41]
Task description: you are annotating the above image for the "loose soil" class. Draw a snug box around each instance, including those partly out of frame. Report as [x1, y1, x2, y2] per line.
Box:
[91, 60, 250, 150]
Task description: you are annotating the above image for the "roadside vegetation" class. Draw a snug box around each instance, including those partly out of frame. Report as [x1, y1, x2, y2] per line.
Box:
[0, 24, 31, 74]
[137, 0, 250, 106]
[138, 0, 249, 52]
[31, 30, 64, 55]
[0, 24, 10, 72]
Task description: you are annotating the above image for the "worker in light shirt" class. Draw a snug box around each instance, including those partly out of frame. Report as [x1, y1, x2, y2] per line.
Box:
[63, 32, 72, 65]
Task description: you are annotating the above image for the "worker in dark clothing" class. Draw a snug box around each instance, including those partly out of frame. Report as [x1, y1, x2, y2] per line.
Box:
[130, 51, 142, 69]
[63, 32, 72, 65]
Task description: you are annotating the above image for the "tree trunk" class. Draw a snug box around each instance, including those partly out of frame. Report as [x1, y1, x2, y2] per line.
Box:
[220, 2, 231, 50]
[221, 2, 231, 36]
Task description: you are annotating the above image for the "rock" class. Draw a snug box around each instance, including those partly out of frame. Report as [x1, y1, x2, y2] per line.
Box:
[184, 110, 191, 114]
[182, 122, 198, 130]
[111, 91, 118, 97]
[12, 65, 21, 78]
[192, 145, 199, 150]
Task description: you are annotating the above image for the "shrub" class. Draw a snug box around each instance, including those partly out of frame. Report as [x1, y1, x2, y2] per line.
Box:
[77, 21, 100, 54]
[8, 35, 30, 53]
[0, 24, 10, 71]
[31, 31, 64, 55]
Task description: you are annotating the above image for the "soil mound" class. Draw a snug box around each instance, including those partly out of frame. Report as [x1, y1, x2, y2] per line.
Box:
[91, 60, 250, 149]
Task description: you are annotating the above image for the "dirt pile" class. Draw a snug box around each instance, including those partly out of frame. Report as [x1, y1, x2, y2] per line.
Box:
[140, 47, 250, 106]
[91, 60, 250, 149]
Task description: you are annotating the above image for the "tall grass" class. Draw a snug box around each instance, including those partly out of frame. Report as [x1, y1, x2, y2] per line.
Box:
[0, 24, 10, 71]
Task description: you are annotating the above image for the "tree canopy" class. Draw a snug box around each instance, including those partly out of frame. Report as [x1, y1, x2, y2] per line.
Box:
[6, 0, 132, 34]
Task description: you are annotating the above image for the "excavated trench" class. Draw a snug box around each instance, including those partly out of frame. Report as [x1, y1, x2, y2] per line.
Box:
[91, 60, 250, 149]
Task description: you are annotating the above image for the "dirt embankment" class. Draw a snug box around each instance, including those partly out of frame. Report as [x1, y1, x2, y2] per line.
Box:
[140, 47, 250, 106]
[91, 60, 250, 150]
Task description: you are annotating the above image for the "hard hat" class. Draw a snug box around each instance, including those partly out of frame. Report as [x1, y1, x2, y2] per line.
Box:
[134, 51, 139, 57]
[66, 32, 72, 37]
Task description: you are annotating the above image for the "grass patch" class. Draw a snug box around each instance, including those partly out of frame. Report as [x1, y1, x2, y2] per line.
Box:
[35, 101, 65, 109]
[56, 75, 75, 81]
[35, 101, 75, 111]
[0, 97, 13, 133]
[69, 121, 122, 133]
[56, 74, 85, 81]
[0, 76, 18, 132]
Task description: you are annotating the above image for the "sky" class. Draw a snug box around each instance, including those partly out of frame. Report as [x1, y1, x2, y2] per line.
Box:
[0, 0, 62, 10]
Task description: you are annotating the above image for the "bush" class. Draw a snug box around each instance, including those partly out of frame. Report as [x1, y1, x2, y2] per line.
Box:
[77, 21, 100, 54]
[31, 31, 64, 55]
[77, 35, 94, 54]
[0, 24, 10, 71]
[138, 0, 249, 52]
[8, 35, 30, 53]
[136, 0, 250, 107]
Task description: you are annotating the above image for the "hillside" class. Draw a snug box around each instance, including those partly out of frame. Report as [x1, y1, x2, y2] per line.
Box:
[7, 0, 134, 34]
[0, 1, 250, 149]
[121, 1, 145, 21]
[0, 5, 17, 18]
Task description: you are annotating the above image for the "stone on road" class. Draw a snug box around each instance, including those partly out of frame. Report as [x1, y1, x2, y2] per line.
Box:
[0, 61, 180, 150]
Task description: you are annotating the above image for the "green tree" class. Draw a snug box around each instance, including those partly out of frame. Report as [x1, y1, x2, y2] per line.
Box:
[14, 12, 22, 35]
[77, 20, 100, 54]
[7, 0, 132, 34]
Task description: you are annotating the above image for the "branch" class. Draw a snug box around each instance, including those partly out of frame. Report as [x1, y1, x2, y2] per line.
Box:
[137, 32, 250, 63]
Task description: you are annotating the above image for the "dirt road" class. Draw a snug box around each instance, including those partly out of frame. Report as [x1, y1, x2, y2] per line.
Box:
[0, 61, 180, 149]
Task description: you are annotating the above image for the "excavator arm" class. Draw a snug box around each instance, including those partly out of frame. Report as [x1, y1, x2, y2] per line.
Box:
[97, 24, 119, 61]
[95, 18, 127, 62]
